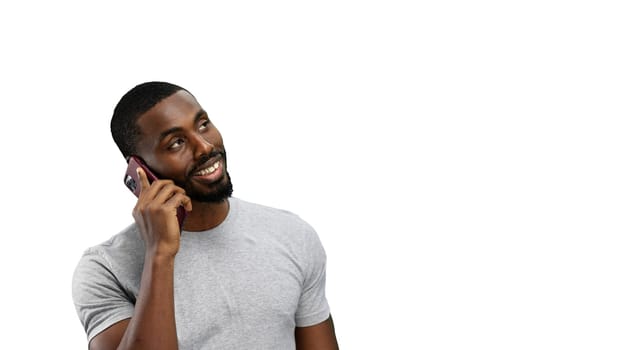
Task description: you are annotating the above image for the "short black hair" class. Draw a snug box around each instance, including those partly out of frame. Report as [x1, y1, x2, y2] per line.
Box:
[110, 81, 186, 159]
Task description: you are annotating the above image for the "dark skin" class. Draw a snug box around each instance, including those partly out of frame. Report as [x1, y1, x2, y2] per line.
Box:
[89, 90, 338, 350]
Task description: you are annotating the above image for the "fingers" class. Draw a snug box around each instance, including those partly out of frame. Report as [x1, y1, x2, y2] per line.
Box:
[180, 194, 193, 212]
[135, 173, 190, 211]
[168, 191, 193, 213]
[136, 167, 151, 191]
[131, 170, 189, 254]
[132, 180, 190, 236]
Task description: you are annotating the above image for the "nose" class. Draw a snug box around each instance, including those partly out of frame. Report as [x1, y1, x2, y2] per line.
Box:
[189, 132, 215, 160]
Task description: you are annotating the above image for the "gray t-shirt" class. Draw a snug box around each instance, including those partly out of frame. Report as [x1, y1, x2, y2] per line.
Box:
[72, 197, 330, 349]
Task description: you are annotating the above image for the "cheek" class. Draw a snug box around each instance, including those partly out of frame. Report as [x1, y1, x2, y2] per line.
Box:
[148, 154, 193, 180]
[209, 131, 225, 149]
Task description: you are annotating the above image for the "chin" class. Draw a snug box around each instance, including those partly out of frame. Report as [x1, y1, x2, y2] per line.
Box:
[189, 171, 233, 203]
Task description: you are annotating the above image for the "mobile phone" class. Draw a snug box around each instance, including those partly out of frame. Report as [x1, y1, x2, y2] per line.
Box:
[124, 155, 187, 229]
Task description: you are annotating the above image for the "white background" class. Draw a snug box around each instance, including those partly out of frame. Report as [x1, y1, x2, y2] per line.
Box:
[1, 1, 621, 349]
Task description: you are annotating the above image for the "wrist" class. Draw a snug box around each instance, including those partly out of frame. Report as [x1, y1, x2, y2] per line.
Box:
[145, 248, 177, 264]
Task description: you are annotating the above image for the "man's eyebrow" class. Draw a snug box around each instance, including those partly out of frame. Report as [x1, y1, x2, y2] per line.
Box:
[158, 109, 209, 142]
[159, 126, 183, 142]
[195, 109, 208, 123]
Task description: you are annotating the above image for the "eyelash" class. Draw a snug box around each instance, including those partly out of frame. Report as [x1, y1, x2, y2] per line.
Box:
[169, 138, 185, 150]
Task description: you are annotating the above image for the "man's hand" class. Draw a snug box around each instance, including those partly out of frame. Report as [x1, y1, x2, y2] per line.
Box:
[132, 167, 192, 257]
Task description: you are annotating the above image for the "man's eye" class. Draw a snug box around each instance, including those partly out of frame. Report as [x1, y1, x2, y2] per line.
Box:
[199, 120, 210, 131]
[169, 139, 185, 150]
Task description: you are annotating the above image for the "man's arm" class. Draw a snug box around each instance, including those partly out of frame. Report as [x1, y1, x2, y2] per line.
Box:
[295, 315, 339, 350]
[90, 168, 191, 350]
[89, 254, 177, 350]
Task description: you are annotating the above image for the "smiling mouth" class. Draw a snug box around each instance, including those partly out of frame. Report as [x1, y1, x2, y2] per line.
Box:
[195, 161, 220, 176]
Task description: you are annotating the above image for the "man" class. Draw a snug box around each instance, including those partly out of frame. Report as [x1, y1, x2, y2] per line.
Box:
[72, 82, 339, 349]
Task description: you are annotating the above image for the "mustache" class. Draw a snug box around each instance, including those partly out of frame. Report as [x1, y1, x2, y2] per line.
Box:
[189, 150, 226, 175]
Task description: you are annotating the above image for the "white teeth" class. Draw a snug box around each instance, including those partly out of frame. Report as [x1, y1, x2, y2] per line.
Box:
[197, 161, 220, 176]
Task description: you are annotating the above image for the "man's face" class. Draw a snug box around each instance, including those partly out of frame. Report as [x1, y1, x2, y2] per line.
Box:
[135, 90, 232, 202]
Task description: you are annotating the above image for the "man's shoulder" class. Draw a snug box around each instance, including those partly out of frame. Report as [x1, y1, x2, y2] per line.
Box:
[231, 197, 320, 248]
[75, 223, 144, 271]
[233, 197, 312, 227]
[84, 223, 141, 251]
[234, 197, 297, 215]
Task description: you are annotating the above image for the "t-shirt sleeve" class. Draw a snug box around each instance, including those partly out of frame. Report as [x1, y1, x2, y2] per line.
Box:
[295, 225, 331, 327]
[72, 248, 134, 342]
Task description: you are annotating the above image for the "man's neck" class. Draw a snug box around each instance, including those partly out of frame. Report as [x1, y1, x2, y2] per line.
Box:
[181, 198, 230, 232]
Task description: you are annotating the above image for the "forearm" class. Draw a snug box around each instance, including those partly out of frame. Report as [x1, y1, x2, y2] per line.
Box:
[117, 254, 178, 350]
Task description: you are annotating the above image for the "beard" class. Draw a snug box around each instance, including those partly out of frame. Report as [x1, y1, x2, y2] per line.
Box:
[186, 170, 233, 203]
[180, 150, 234, 203]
